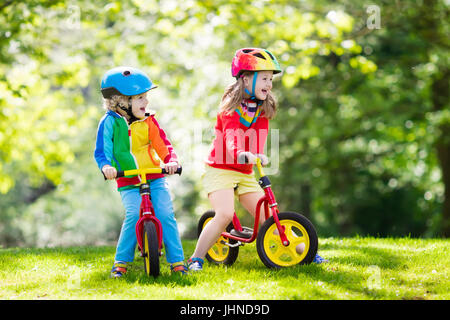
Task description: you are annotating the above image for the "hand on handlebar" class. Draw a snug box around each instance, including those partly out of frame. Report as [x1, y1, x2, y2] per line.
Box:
[102, 165, 117, 180]
[164, 161, 180, 175]
[256, 153, 269, 166]
[237, 152, 269, 166]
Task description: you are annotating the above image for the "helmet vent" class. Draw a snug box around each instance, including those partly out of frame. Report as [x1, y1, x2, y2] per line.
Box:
[123, 70, 131, 76]
[242, 49, 253, 53]
[265, 50, 275, 60]
[252, 52, 266, 60]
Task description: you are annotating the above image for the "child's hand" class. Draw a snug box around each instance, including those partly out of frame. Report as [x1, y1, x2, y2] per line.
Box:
[256, 153, 269, 166]
[164, 161, 179, 175]
[238, 152, 269, 166]
[102, 165, 117, 180]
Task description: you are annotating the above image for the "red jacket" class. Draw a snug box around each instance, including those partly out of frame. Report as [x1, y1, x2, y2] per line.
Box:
[206, 109, 269, 174]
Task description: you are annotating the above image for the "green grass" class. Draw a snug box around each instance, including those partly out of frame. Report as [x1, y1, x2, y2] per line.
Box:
[0, 237, 448, 300]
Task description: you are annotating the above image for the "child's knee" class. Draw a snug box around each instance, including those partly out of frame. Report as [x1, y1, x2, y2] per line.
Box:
[213, 209, 234, 226]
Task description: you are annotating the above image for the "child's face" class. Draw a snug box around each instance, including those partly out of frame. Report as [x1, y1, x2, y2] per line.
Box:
[243, 70, 273, 101]
[130, 92, 148, 119]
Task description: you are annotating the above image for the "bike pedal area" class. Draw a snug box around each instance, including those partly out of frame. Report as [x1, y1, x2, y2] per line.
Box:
[230, 227, 253, 239]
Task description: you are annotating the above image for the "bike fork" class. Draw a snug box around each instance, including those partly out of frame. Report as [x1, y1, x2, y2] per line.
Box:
[272, 209, 290, 246]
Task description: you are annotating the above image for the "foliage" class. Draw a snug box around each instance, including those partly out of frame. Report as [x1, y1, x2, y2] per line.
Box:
[0, 0, 448, 247]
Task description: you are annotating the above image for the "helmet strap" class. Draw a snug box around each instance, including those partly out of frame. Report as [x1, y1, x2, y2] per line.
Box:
[243, 72, 263, 106]
[251, 71, 258, 98]
[244, 87, 252, 97]
[116, 97, 138, 124]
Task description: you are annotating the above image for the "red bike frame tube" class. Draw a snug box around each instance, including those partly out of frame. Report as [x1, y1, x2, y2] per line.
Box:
[135, 194, 163, 251]
[264, 186, 289, 245]
[115, 167, 181, 255]
[223, 196, 268, 243]
[221, 185, 289, 246]
[232, 213, 243, 232]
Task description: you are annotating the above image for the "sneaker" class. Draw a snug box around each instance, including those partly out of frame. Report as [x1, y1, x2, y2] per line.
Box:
[171, 262, 188, 275]
[110, 262, 127, 278]
[313, 253, 329, 264]
[187, 257, 204, 272]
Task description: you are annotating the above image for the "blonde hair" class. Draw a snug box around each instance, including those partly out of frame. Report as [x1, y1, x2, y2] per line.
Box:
[219, 73, 277, 119]
[102, 94, 129, 112]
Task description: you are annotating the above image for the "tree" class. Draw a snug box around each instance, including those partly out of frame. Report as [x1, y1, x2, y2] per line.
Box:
[0, 1, 447, 247]
[194, 0, 448, 236]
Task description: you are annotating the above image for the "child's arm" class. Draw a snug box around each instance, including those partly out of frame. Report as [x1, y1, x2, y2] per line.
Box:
[147, 115, 179, 172]
[221, 112, 269, 165]
[221, 112, 245, 161]
[94, 115, 117, 178]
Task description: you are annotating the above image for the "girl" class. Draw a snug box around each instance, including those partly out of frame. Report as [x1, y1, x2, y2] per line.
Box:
[188, 48, 327, 271]
[94, 66, 187, 277]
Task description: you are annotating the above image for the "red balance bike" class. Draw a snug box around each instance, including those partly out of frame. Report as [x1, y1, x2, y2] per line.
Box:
[111, 167, 182, 277]
[198, 158, 318, 268]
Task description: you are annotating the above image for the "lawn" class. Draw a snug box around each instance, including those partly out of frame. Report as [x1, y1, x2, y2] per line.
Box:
[0, 237, 448, 300]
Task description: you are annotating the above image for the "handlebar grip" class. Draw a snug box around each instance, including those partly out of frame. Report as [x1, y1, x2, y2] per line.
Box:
[104, 170, 124, 180]
[162, 166, 182, 175]
[116, 171, 125, 178]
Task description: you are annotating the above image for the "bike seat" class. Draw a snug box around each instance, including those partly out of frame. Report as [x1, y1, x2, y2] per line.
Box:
[230, 227, 253, 239]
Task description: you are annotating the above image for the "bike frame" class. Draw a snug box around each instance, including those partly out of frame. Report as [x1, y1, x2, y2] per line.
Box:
[117, 168, 165, 252]
[220, 159, 290, 246]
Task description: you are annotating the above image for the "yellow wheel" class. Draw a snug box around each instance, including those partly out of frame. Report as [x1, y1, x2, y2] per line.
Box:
[257, 212, 318, 268]
[198, 210, 239, 265]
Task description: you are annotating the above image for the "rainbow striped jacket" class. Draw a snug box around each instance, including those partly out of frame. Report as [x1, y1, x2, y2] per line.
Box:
[94, 110, 178, 190]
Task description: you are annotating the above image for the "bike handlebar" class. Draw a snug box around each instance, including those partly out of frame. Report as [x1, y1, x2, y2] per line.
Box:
[238, 152, 265, 166]
[116, 167, 182, 178]
[237, 153, 266, 177]
[103, 166, 182, 180]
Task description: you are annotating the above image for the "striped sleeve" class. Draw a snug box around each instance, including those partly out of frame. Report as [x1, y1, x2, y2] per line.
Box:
[148, 116, 178, 164]
[94, 114, 115, 170]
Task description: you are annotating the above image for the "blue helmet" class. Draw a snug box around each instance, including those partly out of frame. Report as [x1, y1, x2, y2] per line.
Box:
[100, 66, 157, 98]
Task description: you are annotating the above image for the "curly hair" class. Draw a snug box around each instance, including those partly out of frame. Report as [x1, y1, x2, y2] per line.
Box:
[102, 94, 129, 112]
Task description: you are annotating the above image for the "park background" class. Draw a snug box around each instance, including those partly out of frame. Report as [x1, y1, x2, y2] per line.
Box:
[0, 0, 448, 249]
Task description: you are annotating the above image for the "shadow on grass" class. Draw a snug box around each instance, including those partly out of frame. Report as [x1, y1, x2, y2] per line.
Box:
[0, 240, 419, 299]
[318, 240, 405, 269]
[220, 241, 408, 299]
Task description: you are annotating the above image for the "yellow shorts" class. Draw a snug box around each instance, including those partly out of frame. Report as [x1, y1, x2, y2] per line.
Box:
[202, 165, 261, 196]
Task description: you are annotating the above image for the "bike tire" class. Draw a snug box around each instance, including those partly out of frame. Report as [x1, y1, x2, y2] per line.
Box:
[143, 221, 160, 277]
[198, 210, 239, 266]
[256, 211, 318, 268]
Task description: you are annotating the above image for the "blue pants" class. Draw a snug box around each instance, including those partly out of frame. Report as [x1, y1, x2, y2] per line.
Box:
[115, 177, 184, 264]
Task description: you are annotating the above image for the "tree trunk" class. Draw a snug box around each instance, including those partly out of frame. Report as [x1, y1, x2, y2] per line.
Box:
[420, 0, 449, 237]
[432, 68, 450, 237]
[300, 184, 311, 218]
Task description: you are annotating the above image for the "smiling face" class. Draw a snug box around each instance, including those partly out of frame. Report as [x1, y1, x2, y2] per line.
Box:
[243, 70, 274, 100]
[130, 92, 148, 119]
